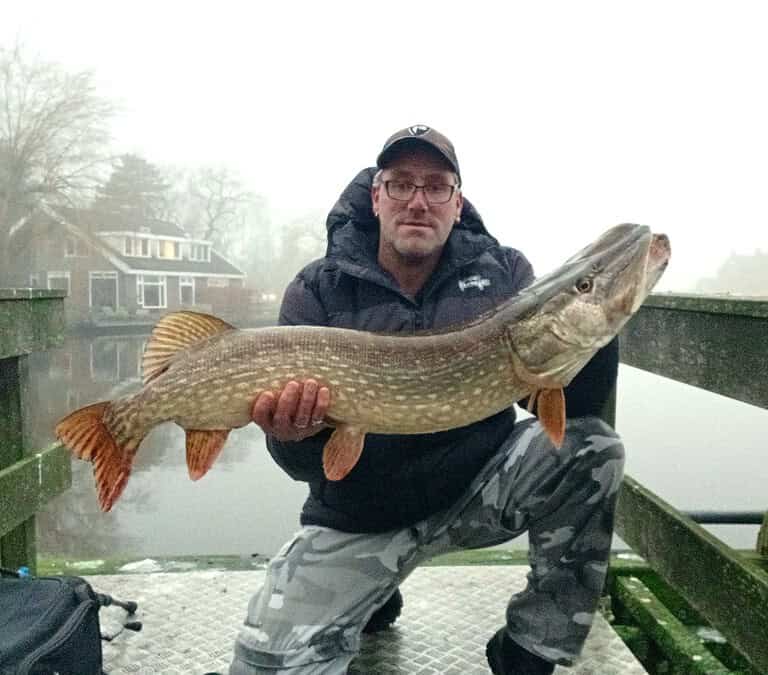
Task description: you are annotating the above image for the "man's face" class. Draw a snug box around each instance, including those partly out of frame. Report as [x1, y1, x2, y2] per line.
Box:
[372, 147, 463, 267]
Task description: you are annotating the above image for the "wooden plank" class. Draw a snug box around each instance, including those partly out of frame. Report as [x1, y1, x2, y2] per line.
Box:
[612, 575, 732, 674]
[0, 353, 37, 570]
[0, 356, 24, 471]
[620, 294, 768, 409]
[0, 290, 66, 359]
[615, 475, 768, 673]
[0, 444, 71, 537]
[759, 514, 768, 557]
[0, 293, 68, 572]
[0, 519, 37, 574]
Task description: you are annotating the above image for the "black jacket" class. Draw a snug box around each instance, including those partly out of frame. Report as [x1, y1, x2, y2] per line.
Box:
[266, 168, 618, 532]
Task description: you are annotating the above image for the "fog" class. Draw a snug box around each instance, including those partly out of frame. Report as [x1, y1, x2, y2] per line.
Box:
[4, 0, 768, 293]
[3, 1, 767, 561]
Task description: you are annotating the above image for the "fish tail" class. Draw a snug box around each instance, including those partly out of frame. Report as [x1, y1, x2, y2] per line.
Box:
[55, 401, 144, 512]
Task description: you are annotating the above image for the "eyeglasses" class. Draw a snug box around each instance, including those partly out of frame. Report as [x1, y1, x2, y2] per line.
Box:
[383, 180, 457, 204]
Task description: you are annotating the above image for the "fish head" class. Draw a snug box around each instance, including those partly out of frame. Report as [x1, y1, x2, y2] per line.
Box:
[505, 223, 670, 388]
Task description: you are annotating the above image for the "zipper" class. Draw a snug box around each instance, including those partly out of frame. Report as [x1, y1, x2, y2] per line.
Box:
[17, 599, 96, 675]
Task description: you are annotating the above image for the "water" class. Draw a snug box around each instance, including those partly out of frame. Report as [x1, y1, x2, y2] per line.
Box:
[26, 333, 767, 559]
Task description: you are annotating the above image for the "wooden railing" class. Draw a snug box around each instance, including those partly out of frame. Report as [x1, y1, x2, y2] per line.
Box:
[615, 293, 768, 673]
[1, 288, 766, 669]
[0, 289, 71, 574]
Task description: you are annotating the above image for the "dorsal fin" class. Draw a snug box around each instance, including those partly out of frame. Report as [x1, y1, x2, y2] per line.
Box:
[141, 311, 236, 385]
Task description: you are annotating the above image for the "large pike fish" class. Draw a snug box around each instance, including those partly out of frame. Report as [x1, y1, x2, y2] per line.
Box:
[56, 223, 670, 511]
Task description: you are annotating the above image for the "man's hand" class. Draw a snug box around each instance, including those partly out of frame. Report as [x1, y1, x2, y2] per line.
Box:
[252, 379, 331, 442]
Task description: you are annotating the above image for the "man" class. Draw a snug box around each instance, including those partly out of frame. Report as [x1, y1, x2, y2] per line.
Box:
[228, 126, 623, 674]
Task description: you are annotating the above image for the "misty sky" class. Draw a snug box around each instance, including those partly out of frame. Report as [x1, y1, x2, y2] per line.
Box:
[4, 0, 768, 291]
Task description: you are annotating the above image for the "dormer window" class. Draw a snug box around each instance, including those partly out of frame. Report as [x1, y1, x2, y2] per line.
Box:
[123, 236, 151, 257]
[190, 244, 210, 262]
[158, 240, 182, 259]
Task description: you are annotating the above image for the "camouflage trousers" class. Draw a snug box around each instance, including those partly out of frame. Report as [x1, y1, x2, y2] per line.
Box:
[230, 416, 625, 674]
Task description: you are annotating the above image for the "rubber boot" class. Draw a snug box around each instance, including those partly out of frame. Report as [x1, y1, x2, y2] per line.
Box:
[486, 628, 555, 674]
[363, 588, 403, 634]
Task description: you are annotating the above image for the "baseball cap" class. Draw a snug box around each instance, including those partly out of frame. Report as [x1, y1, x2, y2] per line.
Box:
[377, 125, 461, 184]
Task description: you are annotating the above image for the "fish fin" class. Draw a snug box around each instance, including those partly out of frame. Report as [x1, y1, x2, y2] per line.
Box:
[55, 402, 142, 512]
[537, 388, 566, 448]
[185, 429, 230, 480]
[322, 424, 366, 481]
[142, 311, 236, 385]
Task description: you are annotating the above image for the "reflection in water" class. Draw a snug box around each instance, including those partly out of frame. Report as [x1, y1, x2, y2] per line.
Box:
[26, 333, 307, 559]
[25, 336, 768, 559]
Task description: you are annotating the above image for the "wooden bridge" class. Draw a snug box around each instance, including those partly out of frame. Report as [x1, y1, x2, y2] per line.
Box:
[1, 289, 766, 674]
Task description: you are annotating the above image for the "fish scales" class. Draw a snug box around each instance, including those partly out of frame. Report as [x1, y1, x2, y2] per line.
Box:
[128, 320, 522, 436]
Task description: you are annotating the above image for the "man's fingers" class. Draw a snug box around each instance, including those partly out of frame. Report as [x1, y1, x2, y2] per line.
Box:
[252, 380, 330, 441]
[312, 386, 331, 424]
[273, 381, 301, 430]
[293, 379, 318, 429]
[251, 391, 276, 427]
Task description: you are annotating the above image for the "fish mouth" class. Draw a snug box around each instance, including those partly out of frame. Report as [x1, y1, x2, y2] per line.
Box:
[615, 231, 671, 315]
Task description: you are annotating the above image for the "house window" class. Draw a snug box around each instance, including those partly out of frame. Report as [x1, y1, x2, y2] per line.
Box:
[137, 275, 166, 309]
[190, 244, 211, 262]
[206, 277, 229, 288]
[126, 237, 151, 257]
[65, 236, 84, 257]
[159, 240, 181, 259]
[179, 276, 195, 305]
[47, 271, 71, 295]
[90, 271, 119, 310]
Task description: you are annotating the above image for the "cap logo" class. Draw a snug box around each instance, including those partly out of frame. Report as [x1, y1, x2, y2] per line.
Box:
[408, 125, 430, 136]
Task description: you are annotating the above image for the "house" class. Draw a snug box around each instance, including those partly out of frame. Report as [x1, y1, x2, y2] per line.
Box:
[6, 207, 253, 326]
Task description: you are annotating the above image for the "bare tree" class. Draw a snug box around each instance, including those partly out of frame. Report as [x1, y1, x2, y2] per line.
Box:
[267, 210, 326, 292]
[0, 43, 115, 272]
[187, 166, 254, 247]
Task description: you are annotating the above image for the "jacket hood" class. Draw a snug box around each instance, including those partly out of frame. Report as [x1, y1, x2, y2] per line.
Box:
[325, 167, 500, 277]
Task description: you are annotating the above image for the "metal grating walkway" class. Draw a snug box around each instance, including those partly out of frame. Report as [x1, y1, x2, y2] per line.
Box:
[88, 565, 647, 674]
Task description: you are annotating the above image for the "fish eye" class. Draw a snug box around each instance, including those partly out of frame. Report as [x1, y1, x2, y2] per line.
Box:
[576, 277, 594, 294]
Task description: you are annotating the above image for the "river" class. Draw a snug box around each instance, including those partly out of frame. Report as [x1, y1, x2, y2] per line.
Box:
[25, 333, 767, 560]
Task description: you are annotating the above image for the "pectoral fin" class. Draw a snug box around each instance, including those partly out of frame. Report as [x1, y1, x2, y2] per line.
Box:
[322, 424, 366, 481]
[526, 389, 539, 414]
[186, 429, 230, 480]
[536, 388, 566, 448]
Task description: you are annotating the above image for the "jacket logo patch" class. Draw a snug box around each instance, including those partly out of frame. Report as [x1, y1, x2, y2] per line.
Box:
[458, 275, 491, 292]
[408, 125, 430, 136]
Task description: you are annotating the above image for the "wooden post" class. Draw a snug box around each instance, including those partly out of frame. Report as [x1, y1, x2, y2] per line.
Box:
[759, 513, 768, 557]
[0, 289, 69, 574]
[0, 355, 35, 570]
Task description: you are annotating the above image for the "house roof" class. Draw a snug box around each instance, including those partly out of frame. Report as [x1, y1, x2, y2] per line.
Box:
[58, 207, 189, 238]
[45, 208, 245, 278]
[112, 249, 245, 276]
